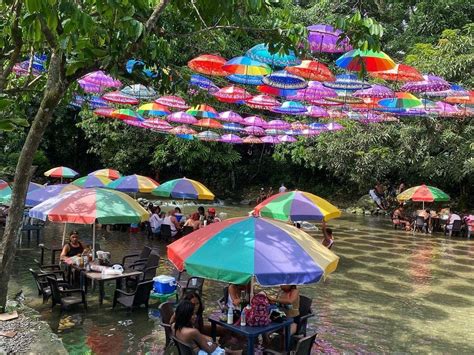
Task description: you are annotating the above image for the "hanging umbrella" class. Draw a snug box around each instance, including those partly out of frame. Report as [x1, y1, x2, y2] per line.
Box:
[222, 122, 244, 132]
[301, 129, 320, 136]
[218, 111, 244, 123]
[121, 84, 157, 100]
[401, 75, 450, 93]
[155, 95, 189, 110]
[267, 120, 291, 130]
[142, 118, 173, 131]
[242, 135, 263, 144]
[369, 64, 423, 82]
[272, 101, 308, 115]
[309, 122, 329, 131]
[137, 103, 171, 117]
[327, 110, 348, 119]
[25, 184, 81, 207]
[189, 74, 219, 93]
[262, 70, 308, 90]
[323, 74, 371, 90]
[265, 128, 286, 136]
[220, 134, 243, 144]
[308, 98, 343, 107]
[353, 84, 394, 99]
[246, 95, 280, 110]
[195, 118, 223, 129]
[290, 82, 337, 102]
[152, 177, 215, 200]
[278, 135, 297, 143]
[44, 167, 79, 179]
[308, 24, 352, 53]
[424, 84, 469, 98]
[379, 92, 422, 109]
[326, 122, 344, 131]
[397, 184, 450, 209]
[107, 174, 159, 193]
[255, 190, 341, 222]
[306, 106, 329, 118]
[246, 43, 300, 67]
[169, 125, 197, 135]
[242, 116, 268, 127]
[93, 107, 116, 118]
[196, 131, 220, 141]
[290, 121, 309, 130]
[80, 71, 121, 89]
[111, 109, 144, 121]
[326, 91, 364, 104]
[167, 111, 198, 125]
[213, 85, 252, 103]
[87, 96, 109, 109]
[261, 136, 281, 144]
[123, 119, 146, 128]
[226, 74, 263, 86]
[188, 54, 228, 76]
[257, 85, 299, 97]
[222, 56, 272, 76]
[243, 126, 266, 136]
[283, 129, 303, 136]
[29, 188, 149, 255]
[336, 49, 396, 72]
[444, 91, 474, 105]
[78, 80, 104, 94]
[102, 91, 139, 105]
[187, 104, 219, 119]
[88, 169, 121, 180]
[168, 216, 339, 285]
[286, 60, 334, 82]
[72, 176, 112, 188]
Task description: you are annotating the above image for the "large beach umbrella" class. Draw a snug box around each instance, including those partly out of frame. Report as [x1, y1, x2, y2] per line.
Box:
[29, 188, 149, 255]
[107, 174, 159, 193]
[336, 49, 396, 72]
[44, 167, 79, 183]
[0, 181, 43, 204]
[88, 169, 121, 180]
[152, 177, 214, 200]
[397, 184, 450, 209]
[72, 176, 112, 188]
[25, 184, 81, 207]
[168, 216, 339, 286]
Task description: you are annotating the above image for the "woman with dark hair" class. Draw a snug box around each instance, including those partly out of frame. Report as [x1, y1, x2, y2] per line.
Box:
[170, 292, 204, 331]
[172, 300, 222, 354]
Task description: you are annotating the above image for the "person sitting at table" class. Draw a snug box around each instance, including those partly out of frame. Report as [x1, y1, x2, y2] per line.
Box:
[184, 212, 202, 230]
[418, 209, 432, 233]
[174, 207, 185, 223]
[60, 231, 84, 260]
[206, 208, 221, 225]
[392, 205, 411, 231]
[149, 207, 164, 236]
[162, 210, 181, 238]
[321, 221, 334, 249]
[171, 292, 205, 332]
[445, 211, 461, 233]
[172, 300, 224, 354]
[269, 285, 300, 335]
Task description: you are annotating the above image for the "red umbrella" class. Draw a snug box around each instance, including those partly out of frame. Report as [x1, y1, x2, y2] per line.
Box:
[188, 54, 228, 76]
[286, 60, 335, 82]
[213, 85, 253, 103]
[369, 64, 423, 82]
[194, 118, 223, 129]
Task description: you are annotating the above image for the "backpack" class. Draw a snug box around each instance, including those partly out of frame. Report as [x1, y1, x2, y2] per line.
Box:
[246, 293, 271, 327]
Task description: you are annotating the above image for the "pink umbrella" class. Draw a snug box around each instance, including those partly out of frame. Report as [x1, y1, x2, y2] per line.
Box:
[289, 81, 337, 102]
[306, 106, 329, 118]
[242, 135, 263, 144]
[278, 135, 297, 143]
[213, 85, 252, 103]
[353, 84, 394, 99]
[326, 122, 344, 131]
[102, 91, 139, 105]
[169, 125, 197, 135]
[80, 71, 122, 88]
[142, 118, 173, 131]
[261, 136, 281, 144]
[123, 119, 145, 128]
[155, 95, 189, 109]
[93, 107, 115, 118]
[218, 111, 244, 123]
[291, 121, 309, 130]
[246, 95, 280, 110]
[267, 120, 291, 130]
[242, 116, 268, 127]
[401, 75, 450, 93]
[244, 126, 266, 136]
[220, 134, 243, 144]
[167, 111, 198, 125]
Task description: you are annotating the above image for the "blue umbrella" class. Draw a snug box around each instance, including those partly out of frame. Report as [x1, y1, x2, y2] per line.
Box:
[262, 70, 308, 90]
[226, 74, 263, 85]
[246, 43, 301, 67]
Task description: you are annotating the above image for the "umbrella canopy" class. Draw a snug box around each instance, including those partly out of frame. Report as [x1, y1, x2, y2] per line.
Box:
[401, 75, 450, 93]
[242, 135, 263, 144]
[353, 84, 394, 99]
[444, 91, 474, 105]
[195, 118, 223, 129]
[257, 85, 299, 97]
[243, 126, 266, 136]
[0, 181, 43, 204]
[169, 125, 197, 135]
[222, 122, 244, 132]
[290, 82, 337, 102]
[107, 174, 159, 193]
[196, 131, 220, 141]
[278, 135, 297, 143]
[44, 167, 79, 179]
[167, 111, 198, 125]
[218, 111, 244, 123]
[261, 136, 281, 144]
[323, 74, 371, 91]
[152, 177, 214, 200]
[111, 109, 144, 121]
[220, 134, 243, 144]
[79, 71, 121, 90]
[102, 91, 139, 105]
[242, 116, 268, 127]
[213, 85, 252, 103]
[262, 70, 308, 90]
[188, 54, 228, 76]
[336, 49, 395, 72]
[369, 64, 423, 82]
[155, 95, 189, 109]
[88, 169, 121, 180]
[379, 92, 422, 109]
[246, 95, 281, 110]
[226, 74, 263, 85]
[306, 105, 329, 118]
[26, 184, 81, 207]
[121, 84, 157, 99]
[143, 118, 172, 131]
[286, 60, 334, 82]
[187, 104, 219, 119]
[137, 103, 171, 117]
[223, 56, 272, 76]
[190, 74, 219, 93]
[93, 107, 116, 118]
[29, 188, 148, 224]
[326, 122, 344, 131]
[254, 191, 341, 222]
[397, 184, 450, 203]
[267, 120, 291, 130]
[308, 24, 352, 53]
[168, 216, 339, 286]
[246, 44, 300, 67]
[272, 101, 307, 115]
[72, 176, 112, 188]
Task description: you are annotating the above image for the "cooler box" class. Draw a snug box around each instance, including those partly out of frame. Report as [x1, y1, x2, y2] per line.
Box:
[153, 275, 177, 294]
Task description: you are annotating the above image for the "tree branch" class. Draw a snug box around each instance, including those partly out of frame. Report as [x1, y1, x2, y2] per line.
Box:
[174, 25, 278, 37]
[38, 16, 57, 49]
[145, 0, 170, 33]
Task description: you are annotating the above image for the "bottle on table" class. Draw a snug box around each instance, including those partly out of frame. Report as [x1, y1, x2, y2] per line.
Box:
[227, 306, 234, 325]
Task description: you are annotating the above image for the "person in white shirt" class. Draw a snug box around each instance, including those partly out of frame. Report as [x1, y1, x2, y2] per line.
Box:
[149, 207, 164, 235]
[445, 212, 461, 232]
[279, 184, 287, 193]
[163, 210, 181, 237]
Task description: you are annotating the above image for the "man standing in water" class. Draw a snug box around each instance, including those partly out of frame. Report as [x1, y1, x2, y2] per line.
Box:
[279, 183, 287, 193]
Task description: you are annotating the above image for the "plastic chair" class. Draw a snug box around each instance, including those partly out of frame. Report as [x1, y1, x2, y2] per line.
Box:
[159, 301, 175, 346]
[182, 226, 194, 236]
[121, 246, 152, 269]
[47, 276, 87, 310]
[178, 277, 205, 299]
[113, 280, 154, 311]
[264, 333, 317, 355]
[160, 224, 172, 242]
[171, 336, 194, 355]
[445, 219, 462, 237]
[413, 216, 427, 234]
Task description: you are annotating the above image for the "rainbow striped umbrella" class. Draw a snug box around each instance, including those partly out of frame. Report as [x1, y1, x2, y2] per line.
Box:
[195, 118, 223, 129]
[44, 166, 79, 179]
[223, 56, 272, 76]
[1, 182, 44, 204]
[168, 216, 339, 285]
[379, 92, 422, 109]
[152, 177, 214, 200]
[72, 175, 112, 188]
[186, 104, 219, 119]
[255, 190, 341, 222]
[137, 103, 171, 117]
[88, 169, 121, 180]
[336, 49, 396, 72]
[107, 174, 159, 193]
[397, 184, 450, 206]
[111, 109, 144, 121]
[26, 184, 81, 207]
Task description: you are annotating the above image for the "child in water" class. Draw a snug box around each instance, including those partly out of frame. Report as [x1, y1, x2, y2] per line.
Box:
[321, 221, 334, 249]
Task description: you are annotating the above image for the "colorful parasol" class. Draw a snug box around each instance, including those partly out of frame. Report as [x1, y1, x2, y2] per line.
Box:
[137, 103, 171, 117]
[257, 85, 299, 97]
[124, 119, 146, 128]
[290, 82, 338, 102]
[286, 60, 335, 82]
[187, 104, 219, 119]
[444, 91, 474, 105]
[242, 116, 268, 127]
[326, 122, 344, 131]
[272, 101, 308, 115]
[152, 177, 215, 200]
[169, 125, 197, 135]
[246, 95, 281, 110]
[167, 216, 339, 285]
[220, 134, 243, 144]
[369, 64, 423, 82]
[242, 135, 263, 144]
[401, 75, 450, 93]
[323, 74, 371, 90]
[25, 184, 81, 207]
[218, 111, 244, 123]
[222, 122, 244, 132]
[255, 190, 341, 222]
[290, 121, 309, 130]
[306, 105, 329, 118]
[102, 91, 139, 105]
[278, 135, 297, 143]
[243, 126, 266, 136]
[326, 91, 364, 104]
[111, 109, 144, 121]
[213, 85, 252, 103]
[226, 74, 263, 86]
[379, 92, 422, 109]
[155, 95, 189, 109]
[246, 43, 300, 67]
[72, 175, 112, 188]
[353, 84, 394, 99]
[265, 128, 286, 136]
[143, 118, 173, 131]
[223, 56, 272, 76]
[261, 136, 281, 144]
[308, 24, 352, 53]
[262, 70, 308, 90]
[88, 169, 121, 180]
[196, 131, 220, 141]
[167, 111, 198, 125]
[188, 54, 228, 76]
[79, 71, 122, 89]
[336, 49, 395, 72]
[0, 181, 44, 204]
[397, 184, 450, 208]
[44, 167, 79, 179]
[190, 75, 219, 93]
[107, 174, 159, 193]
[121, 84, 157, 99]
[195, 118, 223, 129]
[267, 120, 291, 130]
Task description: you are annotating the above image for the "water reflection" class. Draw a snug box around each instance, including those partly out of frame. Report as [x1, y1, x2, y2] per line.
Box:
[8, 210, 474, 353]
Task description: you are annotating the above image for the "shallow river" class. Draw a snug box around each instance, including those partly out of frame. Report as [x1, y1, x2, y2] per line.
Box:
[8, 206, 474, 354]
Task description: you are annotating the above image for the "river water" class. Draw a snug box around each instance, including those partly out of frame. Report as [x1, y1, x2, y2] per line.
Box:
[8, 206, 474, 354]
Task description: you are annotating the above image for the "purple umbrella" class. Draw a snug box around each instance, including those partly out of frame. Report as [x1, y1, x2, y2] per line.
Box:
[267, 120, 291, 130]
[429, 102, 460, 117]
[265, 128, 286, 136]
[326, 122, 344, 131]
[277, 135, 297, 143]
[80, 71, 122, 89]
[306, 105, 329, 118]
[309, 122, 329, 131]
[220, 134, 243, 144]
[25, 184, 81, 207]
[242, 116, 268, 127]
[167, 111, 198, 125]
[401, 75, 450, 93]
[353, 84, 394, 99]
[78, 80, 104, 93]
[218, 111, 244, 123]
[261, 136, 281, 144]
[308, 24, 352, 53]
[244, 126, 266, 136]
[301, 129, 321, 136]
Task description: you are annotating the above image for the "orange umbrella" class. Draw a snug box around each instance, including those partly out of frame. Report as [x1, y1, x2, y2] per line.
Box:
[188, 54, 228, 76]
[286, 60, 335, 82]
[194, 118, 223, 129]
[444, 91, 474, 105]
[369, 64, 423, 82]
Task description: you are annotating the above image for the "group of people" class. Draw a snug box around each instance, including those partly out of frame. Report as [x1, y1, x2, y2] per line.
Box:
[148, 205, 221, 238]
[256, 183, 289, 204]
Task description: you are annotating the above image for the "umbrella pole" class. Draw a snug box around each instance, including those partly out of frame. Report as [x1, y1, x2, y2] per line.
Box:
[92, 223, 96, 260]
[423, 201, 425, 210]
[61, 223, 68, 246]
[250, 276, 255, 300]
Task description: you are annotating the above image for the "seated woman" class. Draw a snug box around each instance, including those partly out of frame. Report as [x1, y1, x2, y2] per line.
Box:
[172, 300, 223, 354]
[60, 231, 84, 261]
[392, 206, 411, 231]
[184, 213, 202, 230]
[269, 285, 300, 335]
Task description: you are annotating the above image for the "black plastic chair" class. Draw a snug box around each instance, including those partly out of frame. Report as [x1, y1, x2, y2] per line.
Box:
[178, 277, 205, 299]
[159, 301, 175, 347]
[295, 295, 314, 338]
[413, 216, 427, 233]
[217, 286, 230, 311]
[126, 252, 160, 288]
[47, 276, 87, 310]
[122, 246, 152, 269]
[160, 224, 172, 242]
[113, 280, 154, 311]
[30, 269, 68, 303]
[445, 219, 462, 237]
[171, 335, 194, 355]
[264, 333, 317, 355]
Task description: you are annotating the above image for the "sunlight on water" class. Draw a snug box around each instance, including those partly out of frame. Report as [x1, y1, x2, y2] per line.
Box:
[9, 207, 474, 353]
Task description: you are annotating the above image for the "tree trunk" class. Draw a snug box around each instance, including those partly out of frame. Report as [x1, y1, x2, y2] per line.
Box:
[0, 51, 66, 312]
